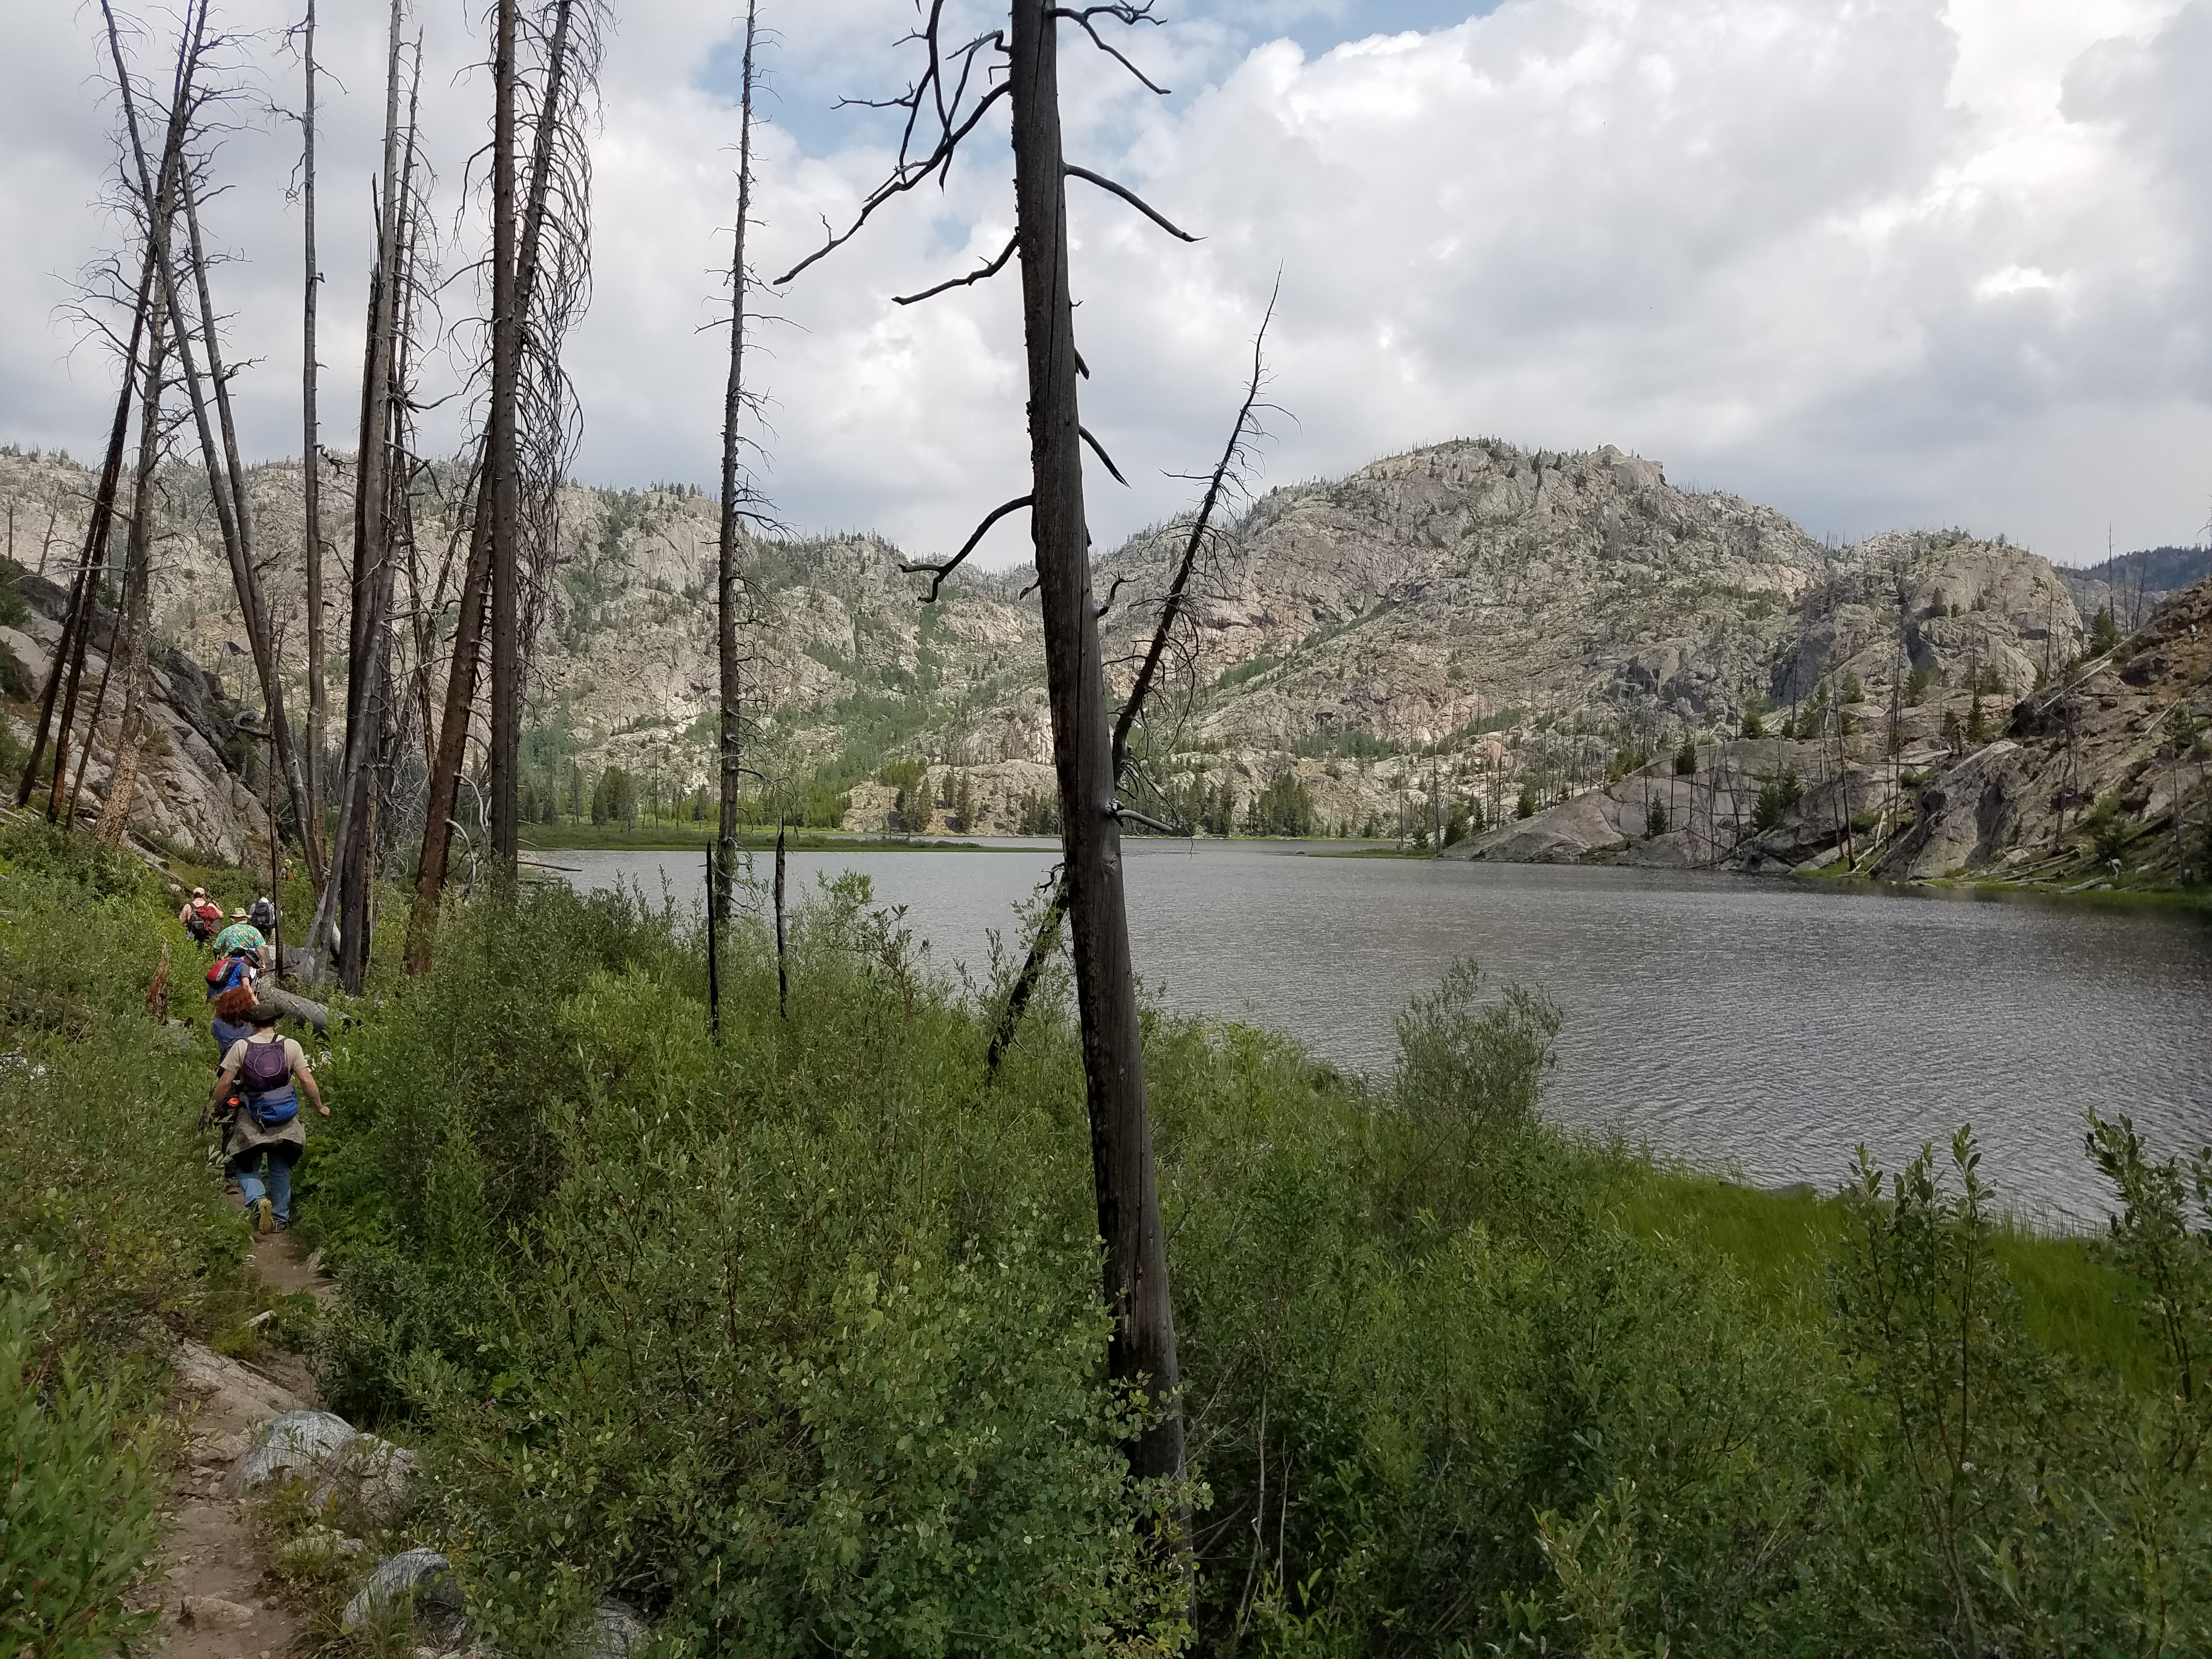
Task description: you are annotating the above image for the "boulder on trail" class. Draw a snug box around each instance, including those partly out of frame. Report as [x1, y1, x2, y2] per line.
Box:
[342, 1547, 465, 1645]
[309, 1431, 419, 1517]
[227, 1407, 357, 1496]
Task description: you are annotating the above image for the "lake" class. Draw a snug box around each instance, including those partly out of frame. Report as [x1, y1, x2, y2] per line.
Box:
[548, 839, 2212, 1226]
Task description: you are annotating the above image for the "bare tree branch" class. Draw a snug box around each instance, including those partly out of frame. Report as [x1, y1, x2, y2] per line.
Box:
[774, 75, 1009, 286]
[891, 230, 1017, 306]
[1111, 279, 1278, 776]
[1053, 5, 1170, 94]
[1079, 424, 1127, 485]
[900, 493, 1032, 601]
[1064, 163, 1197, 241]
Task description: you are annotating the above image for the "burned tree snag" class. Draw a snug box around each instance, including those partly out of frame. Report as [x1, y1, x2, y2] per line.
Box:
[316, 0, 407, 988]
[713, 0, 759, 923]
[780, 0, 1206, 1522]
[300, 0, 329, 857]
[18, 245, 151, 815]
[407, 0, 584, 974]
[93, 281, 173, 845]
[1007, 0, 1183, 1497]
[487, 0, 523, 870]
[177, 161, 321, 890]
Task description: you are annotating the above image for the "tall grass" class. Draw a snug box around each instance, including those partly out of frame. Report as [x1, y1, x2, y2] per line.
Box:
[0, 817, 266, 1655]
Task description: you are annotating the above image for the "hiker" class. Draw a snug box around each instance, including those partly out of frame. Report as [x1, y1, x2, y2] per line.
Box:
[204, 984, 258, 1130]
[209, 982, 258, 1060]
[249, 893, 278, 934]
[179, 886, 223, 945]
[208, 1003, 327, 1234]
[211, 907, 270, 973]
[203, 910, 263, 1002]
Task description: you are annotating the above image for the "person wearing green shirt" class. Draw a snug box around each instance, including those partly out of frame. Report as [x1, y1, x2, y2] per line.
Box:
[212, 910, 269, 972]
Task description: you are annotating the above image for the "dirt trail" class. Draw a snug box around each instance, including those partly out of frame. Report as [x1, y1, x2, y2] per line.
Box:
[140, 1226, 338, 1658]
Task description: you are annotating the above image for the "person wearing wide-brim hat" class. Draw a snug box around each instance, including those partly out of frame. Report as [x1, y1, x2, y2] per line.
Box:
[208, 1002, 328, 1233]
[211, 906, 270, 973]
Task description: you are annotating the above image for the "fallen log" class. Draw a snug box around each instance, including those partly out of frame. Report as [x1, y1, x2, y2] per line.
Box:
[258, 983, 331, 1036]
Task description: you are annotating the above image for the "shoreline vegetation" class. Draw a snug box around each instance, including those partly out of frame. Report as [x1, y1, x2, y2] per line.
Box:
[9, 810, 2212, 1656]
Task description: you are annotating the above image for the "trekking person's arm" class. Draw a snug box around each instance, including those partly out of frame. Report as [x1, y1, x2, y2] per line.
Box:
[293, 1057, 328, 1119]
[210, 1057, 240, 1109]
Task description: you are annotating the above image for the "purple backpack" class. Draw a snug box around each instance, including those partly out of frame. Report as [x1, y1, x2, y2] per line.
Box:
[238, 1039, 297, 1126]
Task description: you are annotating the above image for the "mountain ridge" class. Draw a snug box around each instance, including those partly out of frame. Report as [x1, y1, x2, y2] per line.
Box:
[1, 435, 2108, 858]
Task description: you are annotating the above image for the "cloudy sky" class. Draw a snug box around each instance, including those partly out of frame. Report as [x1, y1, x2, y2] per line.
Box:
[3, 0, 2208, 568]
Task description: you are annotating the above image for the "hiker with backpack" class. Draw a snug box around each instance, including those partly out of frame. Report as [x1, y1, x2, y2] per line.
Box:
[207, 1003, 327, 1233]
[209, 983, 258, 1061]
[203, 984, 258, 1131]
[204, 941, 258, 1002]
[249, 893, 277, 934]
[179, 887, 223, 945]
[212, 908, 269, 972]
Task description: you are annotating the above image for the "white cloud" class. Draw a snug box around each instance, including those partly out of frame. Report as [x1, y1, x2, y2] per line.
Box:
[2, 0, 2207, 569]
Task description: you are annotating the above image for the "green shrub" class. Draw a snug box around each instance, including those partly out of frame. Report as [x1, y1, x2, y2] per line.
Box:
[290, 865, 2212, 1656]
[0, 1261, 166, 1659]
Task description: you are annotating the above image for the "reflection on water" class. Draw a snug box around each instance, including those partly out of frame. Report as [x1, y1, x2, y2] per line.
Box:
[554, 840, 2212, 1226]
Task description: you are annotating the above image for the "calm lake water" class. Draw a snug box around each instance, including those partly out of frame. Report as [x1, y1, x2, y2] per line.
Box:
[551, 839, 2212, 1227]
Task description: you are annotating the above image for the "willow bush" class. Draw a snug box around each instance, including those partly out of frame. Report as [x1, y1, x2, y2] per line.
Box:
[292, 872, 2212, 1657]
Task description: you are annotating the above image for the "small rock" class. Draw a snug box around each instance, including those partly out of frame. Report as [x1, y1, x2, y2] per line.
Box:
[583, 1598, 651, 1659]
[182, 1595, 256, 1630]
[229, 1409, 358, 1497]
[343, 1548, 465, 1645]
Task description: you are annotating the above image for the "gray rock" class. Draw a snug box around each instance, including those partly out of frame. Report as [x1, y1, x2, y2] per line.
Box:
[581, 1599, 650, 1659]
[309, 1432, 419, 1518]
[228, 1408, 357, 1496]
[342, 1548, 465, 1644]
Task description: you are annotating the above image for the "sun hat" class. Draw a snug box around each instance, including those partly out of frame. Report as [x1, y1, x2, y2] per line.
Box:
[231, 907, 249, 919]
[191, 885, 207, 898]
[247, 1004, 282, 1028]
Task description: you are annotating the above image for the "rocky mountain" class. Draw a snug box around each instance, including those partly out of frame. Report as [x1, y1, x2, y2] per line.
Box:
[1460, 571, 2210, 889]
[0, 435, 2112, 864]
[2, 562, 271, 862]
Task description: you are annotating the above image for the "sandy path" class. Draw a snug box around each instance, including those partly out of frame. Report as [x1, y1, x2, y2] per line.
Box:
[140, 1227, 338, 1658]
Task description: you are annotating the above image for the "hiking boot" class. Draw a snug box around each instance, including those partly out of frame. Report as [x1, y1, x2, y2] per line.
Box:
[251, 1197, 274, 1234]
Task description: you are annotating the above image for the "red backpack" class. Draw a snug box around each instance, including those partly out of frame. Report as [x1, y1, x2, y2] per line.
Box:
[206, 953, 252, 994]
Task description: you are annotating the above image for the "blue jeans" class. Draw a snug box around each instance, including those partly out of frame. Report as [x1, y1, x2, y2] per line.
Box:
[233, 1145, 300, 1225]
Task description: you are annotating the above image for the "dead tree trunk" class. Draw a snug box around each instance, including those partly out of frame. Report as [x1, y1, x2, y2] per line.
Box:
[177, 159, 322, 890]
[321, 0, 409, 990]
[405, 0, 580, 973]
[99, 0, 320, 885]
[486, 0, 523, 870]
[17, 93, 170, 814]
[713, 0, 760, 922]
[101, 0, 321, 864]
[300, 0, 329, 866]
[94, 286, 172, 845]
[775, 0, 1203, 1521]
[1008, 0, 1183, 1497]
